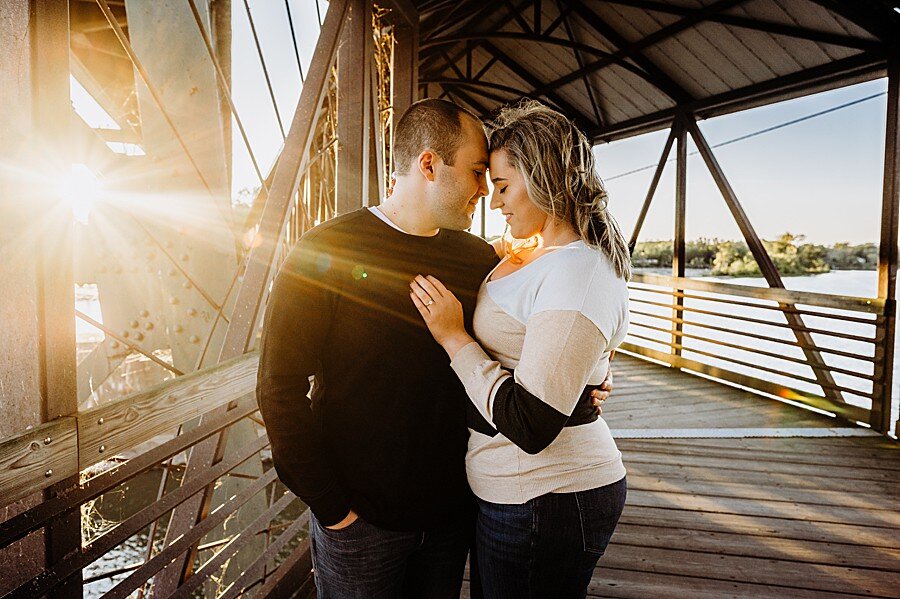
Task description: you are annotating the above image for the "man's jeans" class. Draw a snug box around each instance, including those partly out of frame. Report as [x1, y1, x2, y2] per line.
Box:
[474, 477, 627, 599]
[309, 512, 472, 598]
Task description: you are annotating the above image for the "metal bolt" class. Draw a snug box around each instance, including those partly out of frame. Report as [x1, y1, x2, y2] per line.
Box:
[189, 335, 200, 344]
[99, 445, 106, 453]
[145, 322, 154, 330]
[121, 331, 130, 338]
[169, 297, 179, 305]
[187, 308, 197, 316]
[168, 268, 178, 277]
[45, 469, 53, 477]
[140, 310, 150, 317]
[182, 281, 192, 289]
[130, 320, 139, 329]
[43, 436, 52, 445]
[173, 325, 183, 333]
[110, 341, 119, 349]
[134, 332, 144, 341]
[98, 417, 104, 425]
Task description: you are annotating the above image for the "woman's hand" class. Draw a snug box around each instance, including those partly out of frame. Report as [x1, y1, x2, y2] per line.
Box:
[410, 275, 474, 358]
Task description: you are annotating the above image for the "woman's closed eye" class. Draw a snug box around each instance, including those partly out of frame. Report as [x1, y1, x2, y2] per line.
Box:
[499, 186, 508, 194]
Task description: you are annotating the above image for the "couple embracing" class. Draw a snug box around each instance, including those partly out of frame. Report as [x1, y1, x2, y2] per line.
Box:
[257, 98, 631, 598]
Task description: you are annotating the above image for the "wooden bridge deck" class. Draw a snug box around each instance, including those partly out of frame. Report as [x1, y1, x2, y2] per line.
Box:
[462, 353, 900, 598]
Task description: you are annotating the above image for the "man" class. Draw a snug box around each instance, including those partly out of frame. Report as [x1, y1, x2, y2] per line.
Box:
[256, 99, 610, 598]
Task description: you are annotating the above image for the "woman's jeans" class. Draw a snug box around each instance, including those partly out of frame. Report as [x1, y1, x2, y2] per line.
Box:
[474, 476, 627, 599]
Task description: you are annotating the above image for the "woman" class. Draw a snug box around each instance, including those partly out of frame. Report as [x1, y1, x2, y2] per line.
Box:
[409, 100, 631, 598]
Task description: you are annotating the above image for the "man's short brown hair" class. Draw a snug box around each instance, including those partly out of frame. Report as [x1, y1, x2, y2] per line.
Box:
[392, 99, 481, 175]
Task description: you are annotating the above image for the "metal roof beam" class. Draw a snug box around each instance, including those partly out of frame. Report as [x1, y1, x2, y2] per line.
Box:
[568, 0, 693, 103]
[599, 0, 882, 50]
[524, 0, 749, 102]
[589, 50, 885, 143]
[479, 40, 599, 129]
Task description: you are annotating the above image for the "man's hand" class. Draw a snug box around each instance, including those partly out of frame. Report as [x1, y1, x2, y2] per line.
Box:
[590, 368, 614, 415]
[325, 510, 359, 530]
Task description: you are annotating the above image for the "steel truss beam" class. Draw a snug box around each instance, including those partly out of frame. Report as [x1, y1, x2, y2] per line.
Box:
[150, 0, 351, 594]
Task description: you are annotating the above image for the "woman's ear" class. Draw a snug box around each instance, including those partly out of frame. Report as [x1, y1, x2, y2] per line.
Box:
[418, 150, 438, 182]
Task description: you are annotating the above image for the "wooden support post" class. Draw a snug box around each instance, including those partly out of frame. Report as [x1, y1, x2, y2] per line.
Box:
[686, 116, 847, 408]
[31, 1, 80, 598]
[672, 117, 687, 357]
[337, 0, 373, 213]
[629, 123, 677, 252]
[875, 55, 899, 435]
[150, 1, 351, 594]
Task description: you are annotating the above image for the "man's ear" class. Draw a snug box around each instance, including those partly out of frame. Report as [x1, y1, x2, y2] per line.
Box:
[418, 150, 439, 182]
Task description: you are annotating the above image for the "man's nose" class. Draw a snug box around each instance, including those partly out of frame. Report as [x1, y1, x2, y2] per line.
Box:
[478, 177, 489, 199]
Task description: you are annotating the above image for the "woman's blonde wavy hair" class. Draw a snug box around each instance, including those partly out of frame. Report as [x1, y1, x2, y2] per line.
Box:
[488, 100, 632, 281]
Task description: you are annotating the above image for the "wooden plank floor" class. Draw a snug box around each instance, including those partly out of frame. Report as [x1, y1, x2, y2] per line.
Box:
[463, 354, 900, 598]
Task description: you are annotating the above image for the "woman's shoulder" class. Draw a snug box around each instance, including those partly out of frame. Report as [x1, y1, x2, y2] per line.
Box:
[531, 242, 628, 314]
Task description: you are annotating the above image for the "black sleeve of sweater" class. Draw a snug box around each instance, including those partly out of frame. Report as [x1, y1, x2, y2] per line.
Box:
[256, 234, 351, 526]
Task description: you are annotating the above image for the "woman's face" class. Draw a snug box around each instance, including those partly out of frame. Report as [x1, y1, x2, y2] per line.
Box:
[489, 149, 547, 239]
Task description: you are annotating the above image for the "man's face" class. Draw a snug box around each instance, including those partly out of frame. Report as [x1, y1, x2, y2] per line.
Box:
[428, 117, 490, 231]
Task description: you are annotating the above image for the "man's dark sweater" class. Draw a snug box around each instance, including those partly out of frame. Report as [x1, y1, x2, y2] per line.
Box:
[257, 208, 499, 531]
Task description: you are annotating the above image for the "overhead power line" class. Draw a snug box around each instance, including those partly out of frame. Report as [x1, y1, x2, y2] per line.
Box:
[604, 91, 888, 182]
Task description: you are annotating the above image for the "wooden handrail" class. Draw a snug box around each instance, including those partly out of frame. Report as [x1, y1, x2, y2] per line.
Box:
[0, 352, 258, 507]
[631, 273, 886, 314]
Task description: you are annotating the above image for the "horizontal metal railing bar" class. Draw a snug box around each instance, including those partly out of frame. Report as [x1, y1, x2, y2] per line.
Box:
[0, 395, 258, 549]
[169, 491, 300, 599]
[103, 468, 282, 599]
[253, 533, 315, 599]
[631, 273, 885, 314]
[2, 435, 269, 599]
[629, 296, 880, 344]
[619, 343, 872, 423]
[629, 308, 877, 363]
[216, 510, 311, 599]
[626, 332, 876, 399]
[629, 284, 883, 325]
[629, 320, 878, 381]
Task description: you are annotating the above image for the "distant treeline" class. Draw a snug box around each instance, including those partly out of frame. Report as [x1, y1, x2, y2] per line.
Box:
[632, 234, 877, 276]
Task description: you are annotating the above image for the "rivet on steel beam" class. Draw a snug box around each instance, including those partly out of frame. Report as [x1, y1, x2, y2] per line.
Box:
[130, 320, 139, 329]
[174, 325, 183, 333]
[99, 445, 106, 453]
[169, 297, 179, 305]
[189, 335, 200, 344]
[43, 436, 52, 445]
[122, 331, 130, 338]
[140, 310, 150, 317]
[134, 332, 144, 341]
[30, 442, 40, 451]
[110, 341, 119, 349]
[182, 281, 192, 289]
[145, 322, 154, 330]
[45, 469, 53, 477]
[98, 417, 104, 425]
[187, 308, 197, 316]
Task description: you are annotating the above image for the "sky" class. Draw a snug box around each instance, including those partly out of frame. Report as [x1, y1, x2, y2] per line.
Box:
[75, 0, 892, 246]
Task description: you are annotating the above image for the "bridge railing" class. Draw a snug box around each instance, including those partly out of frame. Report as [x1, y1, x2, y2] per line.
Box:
[622, 273, 889, 429]
[0, 353, 315, 599]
